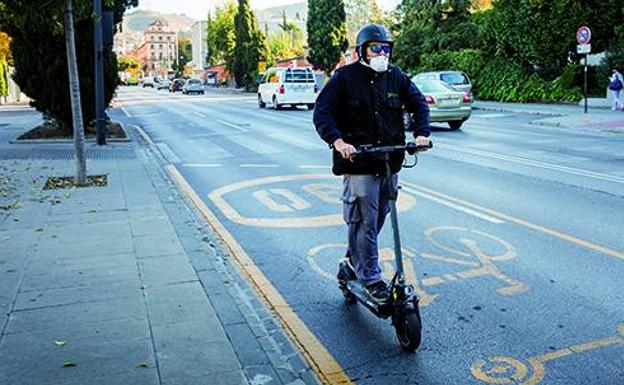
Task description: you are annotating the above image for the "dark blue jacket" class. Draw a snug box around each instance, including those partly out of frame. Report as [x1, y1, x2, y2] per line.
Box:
[313, 61, 430, 175]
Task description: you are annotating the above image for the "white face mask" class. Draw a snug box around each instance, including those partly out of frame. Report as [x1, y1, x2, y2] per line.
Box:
[369, 55, 389, 73]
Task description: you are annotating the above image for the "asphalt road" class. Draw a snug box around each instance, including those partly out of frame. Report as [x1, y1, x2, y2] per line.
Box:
[116, 86, 624, 385]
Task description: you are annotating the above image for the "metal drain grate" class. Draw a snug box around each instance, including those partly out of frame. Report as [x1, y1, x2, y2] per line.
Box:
[0, 147, 137, 160]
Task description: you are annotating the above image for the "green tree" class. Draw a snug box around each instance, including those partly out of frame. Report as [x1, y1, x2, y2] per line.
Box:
[0, 55, 8, 98]
[172, 36, 192, 77]
[395, 0, 477, 59]
[206, 2, 237, 66]
[232, 0, 269, 89]
[269, 10, 304, 62]
[278, 9, 298, 33]
[268, 31, 304, 61]
[0, 31, 9, 98]
[307, 0, 349, 75]
[477, 0, 584, 80]
[0, 0, 137, 134]
[118, 55, 139, 71]
[345, 0, 383, 44]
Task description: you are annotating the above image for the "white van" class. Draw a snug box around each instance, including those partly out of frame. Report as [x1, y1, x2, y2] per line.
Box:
[258, 67, 318, 110]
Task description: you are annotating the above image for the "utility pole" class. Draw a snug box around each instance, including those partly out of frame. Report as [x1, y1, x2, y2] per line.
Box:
[94, 0, 106, 145]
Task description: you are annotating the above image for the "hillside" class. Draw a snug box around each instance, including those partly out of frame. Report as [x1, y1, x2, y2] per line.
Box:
[123, 9, 196, 33]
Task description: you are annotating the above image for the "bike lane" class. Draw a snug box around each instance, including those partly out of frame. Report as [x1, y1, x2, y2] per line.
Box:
[169, 162, 624, 385]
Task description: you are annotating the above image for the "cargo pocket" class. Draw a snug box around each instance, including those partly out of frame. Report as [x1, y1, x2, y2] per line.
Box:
[341, 195, 361, 224]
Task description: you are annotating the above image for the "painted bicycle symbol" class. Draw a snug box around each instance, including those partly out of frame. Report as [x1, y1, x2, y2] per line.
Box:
[307, 226, 530, 306]
[471, 325, 624, 384]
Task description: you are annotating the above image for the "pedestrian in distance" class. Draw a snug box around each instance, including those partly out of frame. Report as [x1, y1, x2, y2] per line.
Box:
[313, 24, 431, 302]
[608, 69, 623, 111]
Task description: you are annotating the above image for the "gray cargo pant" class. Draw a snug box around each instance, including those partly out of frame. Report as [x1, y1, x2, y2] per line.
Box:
[342, 174, 398, 286]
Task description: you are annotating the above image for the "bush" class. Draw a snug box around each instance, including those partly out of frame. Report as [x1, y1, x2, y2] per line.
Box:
[472, 59, 582, 103]
[416, 49, 486, 80]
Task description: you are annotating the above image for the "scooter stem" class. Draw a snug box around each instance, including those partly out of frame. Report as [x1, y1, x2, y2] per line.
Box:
[384, 155, 404, 278]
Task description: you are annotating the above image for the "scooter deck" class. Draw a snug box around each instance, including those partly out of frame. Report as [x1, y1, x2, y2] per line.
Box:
[345, 280, 394, 318]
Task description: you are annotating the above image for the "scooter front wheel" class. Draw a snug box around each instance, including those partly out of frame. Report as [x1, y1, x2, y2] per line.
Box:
[393, 309, 422, 351]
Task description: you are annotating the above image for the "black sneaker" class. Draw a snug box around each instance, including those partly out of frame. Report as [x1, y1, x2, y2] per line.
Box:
[366, 281, 389, 302]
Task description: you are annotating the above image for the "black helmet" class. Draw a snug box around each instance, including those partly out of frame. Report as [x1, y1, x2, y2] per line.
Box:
[356, 24, 394, 60]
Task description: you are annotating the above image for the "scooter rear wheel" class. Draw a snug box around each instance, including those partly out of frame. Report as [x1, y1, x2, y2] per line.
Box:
[393, 310, 422, 351]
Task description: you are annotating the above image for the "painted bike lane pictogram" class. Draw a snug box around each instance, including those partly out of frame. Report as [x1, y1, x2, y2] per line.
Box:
[174, 168, 624, 385]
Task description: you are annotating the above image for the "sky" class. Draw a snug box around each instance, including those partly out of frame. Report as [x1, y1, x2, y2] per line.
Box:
[135, 0, 400, 21]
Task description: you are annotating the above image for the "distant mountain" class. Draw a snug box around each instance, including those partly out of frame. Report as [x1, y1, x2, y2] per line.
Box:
[123, 9, 196, 34]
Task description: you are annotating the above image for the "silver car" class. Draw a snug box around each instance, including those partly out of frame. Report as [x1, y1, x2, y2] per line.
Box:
[182, 78, 205, 95]
[412, 71, 473, 95]
[410, 79, 472, 130]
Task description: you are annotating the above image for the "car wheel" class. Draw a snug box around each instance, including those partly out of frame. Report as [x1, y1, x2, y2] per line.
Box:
[273, 96, 282, 110]
[258, 94, 266, 109]
[448, 121, 463, 130]
[306, 103, 315, 110]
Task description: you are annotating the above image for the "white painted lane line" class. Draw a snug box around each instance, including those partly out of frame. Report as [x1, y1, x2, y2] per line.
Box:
[265, 131, 320, 150]
[216, 119, 249, 132]
[401, 185, 505, 224]
[298, 165, 331, 169]
[121, 107, 132, 118]
[239, 164, 279, 168]
[182, 163, 223, 168]
[438, 143, 624, 184]
[474, 113, 508, 118]
[193, 111, 208, 118]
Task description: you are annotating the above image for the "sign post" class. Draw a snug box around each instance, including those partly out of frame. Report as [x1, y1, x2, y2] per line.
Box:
[577, 26, 591, 114]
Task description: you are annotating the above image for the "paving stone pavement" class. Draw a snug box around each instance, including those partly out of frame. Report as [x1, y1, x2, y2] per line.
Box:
[0, 109, 320, 385]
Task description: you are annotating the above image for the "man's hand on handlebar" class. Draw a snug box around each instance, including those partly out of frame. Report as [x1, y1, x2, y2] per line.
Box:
[415, 135, 430, 148]
[333, 138, 357, 160]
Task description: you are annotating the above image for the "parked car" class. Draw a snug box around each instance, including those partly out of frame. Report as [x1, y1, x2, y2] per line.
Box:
[412, 71, 473, 95]
[157, 79, 171, 90]
[409, 79, 473, 130]
[141, 77, 154, 88]
[169, 79, 184, 93]
[257, 67, 318, 110]
[182, 78, 204, 95]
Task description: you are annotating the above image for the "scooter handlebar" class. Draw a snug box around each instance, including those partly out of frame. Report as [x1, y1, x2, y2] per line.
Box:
[355, 141, 433, 155]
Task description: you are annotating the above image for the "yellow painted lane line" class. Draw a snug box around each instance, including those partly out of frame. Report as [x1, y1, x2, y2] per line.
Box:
[165, 165, 353, 385]
[401, 181, 624, 261]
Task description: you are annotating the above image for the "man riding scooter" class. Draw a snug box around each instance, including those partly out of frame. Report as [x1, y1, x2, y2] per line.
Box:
[313, 24, 431, 302]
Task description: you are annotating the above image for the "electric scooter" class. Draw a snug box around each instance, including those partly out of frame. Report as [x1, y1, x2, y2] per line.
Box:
[336, 141, 432, 352]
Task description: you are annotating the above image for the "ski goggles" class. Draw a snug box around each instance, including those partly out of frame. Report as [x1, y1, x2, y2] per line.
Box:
[369, 44, 392, 55]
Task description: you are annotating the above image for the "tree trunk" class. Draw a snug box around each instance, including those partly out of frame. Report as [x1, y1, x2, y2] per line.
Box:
[64, 0, 86, 186]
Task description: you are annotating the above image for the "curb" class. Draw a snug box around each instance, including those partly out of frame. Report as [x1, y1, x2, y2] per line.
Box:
[473, 105, 565, 116]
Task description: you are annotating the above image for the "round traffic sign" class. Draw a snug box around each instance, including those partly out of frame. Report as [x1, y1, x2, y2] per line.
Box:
[577, 26, 591, 45]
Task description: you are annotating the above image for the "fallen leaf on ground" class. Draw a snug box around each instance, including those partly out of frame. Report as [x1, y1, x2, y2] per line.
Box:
[63, 361, 76, 367]
[136, 361, 149, 368]
[54, 340, 66, 347]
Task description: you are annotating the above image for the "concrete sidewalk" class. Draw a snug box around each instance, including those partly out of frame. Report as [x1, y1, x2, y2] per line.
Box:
[474, 100, 624, 133]
[0, 108, 319, 385]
